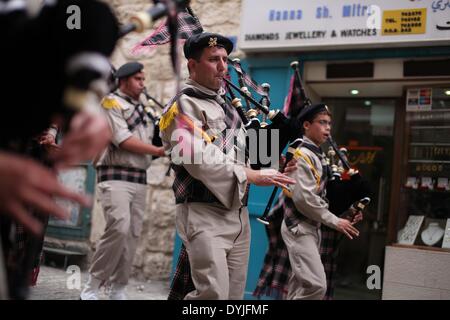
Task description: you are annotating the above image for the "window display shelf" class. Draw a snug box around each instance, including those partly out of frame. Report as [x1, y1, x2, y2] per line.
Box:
[410, 125, 450, 129]
[391, 243, 450, 253]
[408, 160, 450, 164]
[402, 187, 450, 194]
[410, 142, 450, 146]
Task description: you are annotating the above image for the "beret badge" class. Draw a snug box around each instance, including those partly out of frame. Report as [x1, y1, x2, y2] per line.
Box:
[208, 37, 218, 47]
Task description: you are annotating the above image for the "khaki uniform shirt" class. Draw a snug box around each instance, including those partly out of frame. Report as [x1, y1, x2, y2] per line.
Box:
[160, 79, 248, 210]
[291, 136, 340, 229]
[97, 89, 155, 170]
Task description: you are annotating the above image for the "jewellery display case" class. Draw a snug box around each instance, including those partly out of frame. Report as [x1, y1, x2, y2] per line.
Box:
[394, 87, 450, 250]
[382, 87, 450, 300]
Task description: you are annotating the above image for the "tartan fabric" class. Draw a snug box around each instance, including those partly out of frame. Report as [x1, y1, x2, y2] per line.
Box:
[320, 207, 359, 299]
[167, 244, 195, 300]
[30, 265, 42, 287]
[134, 9, 203, 51]
[113, 93, 148, 131]
[320, 225, 341, 300]
[228, 59, 266, 96]
[168, 88, 220, 204]
[170, 88, 247, 206]
[172, 165, 221, 204]
[96, 165, 147, 184]
[125, 104, 148, 132]
[253, 194, 290, 299]
[214, 96, 241, 154]
[283, 196, 320, 229]
[1, 209, 49, 298]
[283, 74, 305, 118]
[0, 138, 51, 298]
[242, 184, 250, 208]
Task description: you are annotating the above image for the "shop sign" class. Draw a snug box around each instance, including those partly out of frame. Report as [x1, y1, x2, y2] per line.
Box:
[240, 0, 450, 51]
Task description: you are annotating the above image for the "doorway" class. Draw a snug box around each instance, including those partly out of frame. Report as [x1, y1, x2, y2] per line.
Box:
[323, 97, 397, 299]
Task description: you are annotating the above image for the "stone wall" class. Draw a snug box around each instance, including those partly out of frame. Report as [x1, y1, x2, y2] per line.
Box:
[89, 0, 242, 280]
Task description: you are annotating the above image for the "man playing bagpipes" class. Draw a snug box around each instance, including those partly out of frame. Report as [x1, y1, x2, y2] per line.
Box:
[160, 32, 295, 300]
[80, 62, 165, 300]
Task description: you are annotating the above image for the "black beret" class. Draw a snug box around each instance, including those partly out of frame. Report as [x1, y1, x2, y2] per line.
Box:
[297, 103, 330, 123]
[115, 62, 144, 79]
[183, 32, 233, 59]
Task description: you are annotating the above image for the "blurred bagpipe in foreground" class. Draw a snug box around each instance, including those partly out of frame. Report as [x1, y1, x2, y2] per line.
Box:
[0, 0, 196, 300]
[1, 0, 197, 146]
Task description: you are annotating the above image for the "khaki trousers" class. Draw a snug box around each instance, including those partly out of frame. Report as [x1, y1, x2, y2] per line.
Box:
[281, 220, 327, 300]
[90, 180, 147, 285]
[176, 202, 251, 300]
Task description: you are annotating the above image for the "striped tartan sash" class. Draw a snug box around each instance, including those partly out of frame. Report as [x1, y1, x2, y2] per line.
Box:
[125, 104, 148, 132]
[96, 165, 147, 184]
[113, 92, 148, 132]
[213, 97, 241, 153]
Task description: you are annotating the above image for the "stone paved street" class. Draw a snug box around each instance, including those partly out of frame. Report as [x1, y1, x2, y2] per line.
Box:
[28, 266, 171, 300]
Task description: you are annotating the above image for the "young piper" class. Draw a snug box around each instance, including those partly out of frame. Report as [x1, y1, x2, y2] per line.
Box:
[281, 103, 360, 300]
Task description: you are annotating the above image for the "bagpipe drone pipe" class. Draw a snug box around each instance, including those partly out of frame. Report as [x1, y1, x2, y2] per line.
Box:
[224, 60, 307, 171]
[224, 60, 372, 224]
[224, 60, 311, 223]
[325, 146, 372, 222]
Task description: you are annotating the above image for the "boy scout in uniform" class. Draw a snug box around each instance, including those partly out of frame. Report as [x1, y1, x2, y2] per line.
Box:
[81, 62, 165, 300]
[280, 104, 359, 300]
[159, 32, 295, 300]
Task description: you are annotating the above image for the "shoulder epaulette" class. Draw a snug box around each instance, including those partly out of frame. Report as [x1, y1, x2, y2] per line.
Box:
[159, 102, 179, 131]
[101, 96, 121, 110]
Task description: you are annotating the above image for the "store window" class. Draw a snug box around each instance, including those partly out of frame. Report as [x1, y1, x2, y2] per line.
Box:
[396, 87, 450, 250]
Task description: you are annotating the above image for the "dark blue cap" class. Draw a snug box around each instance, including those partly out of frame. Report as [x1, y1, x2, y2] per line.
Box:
[297, 103, 330, 123]
[183, 32, 233, 59]
[115, 62, 144, 79]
